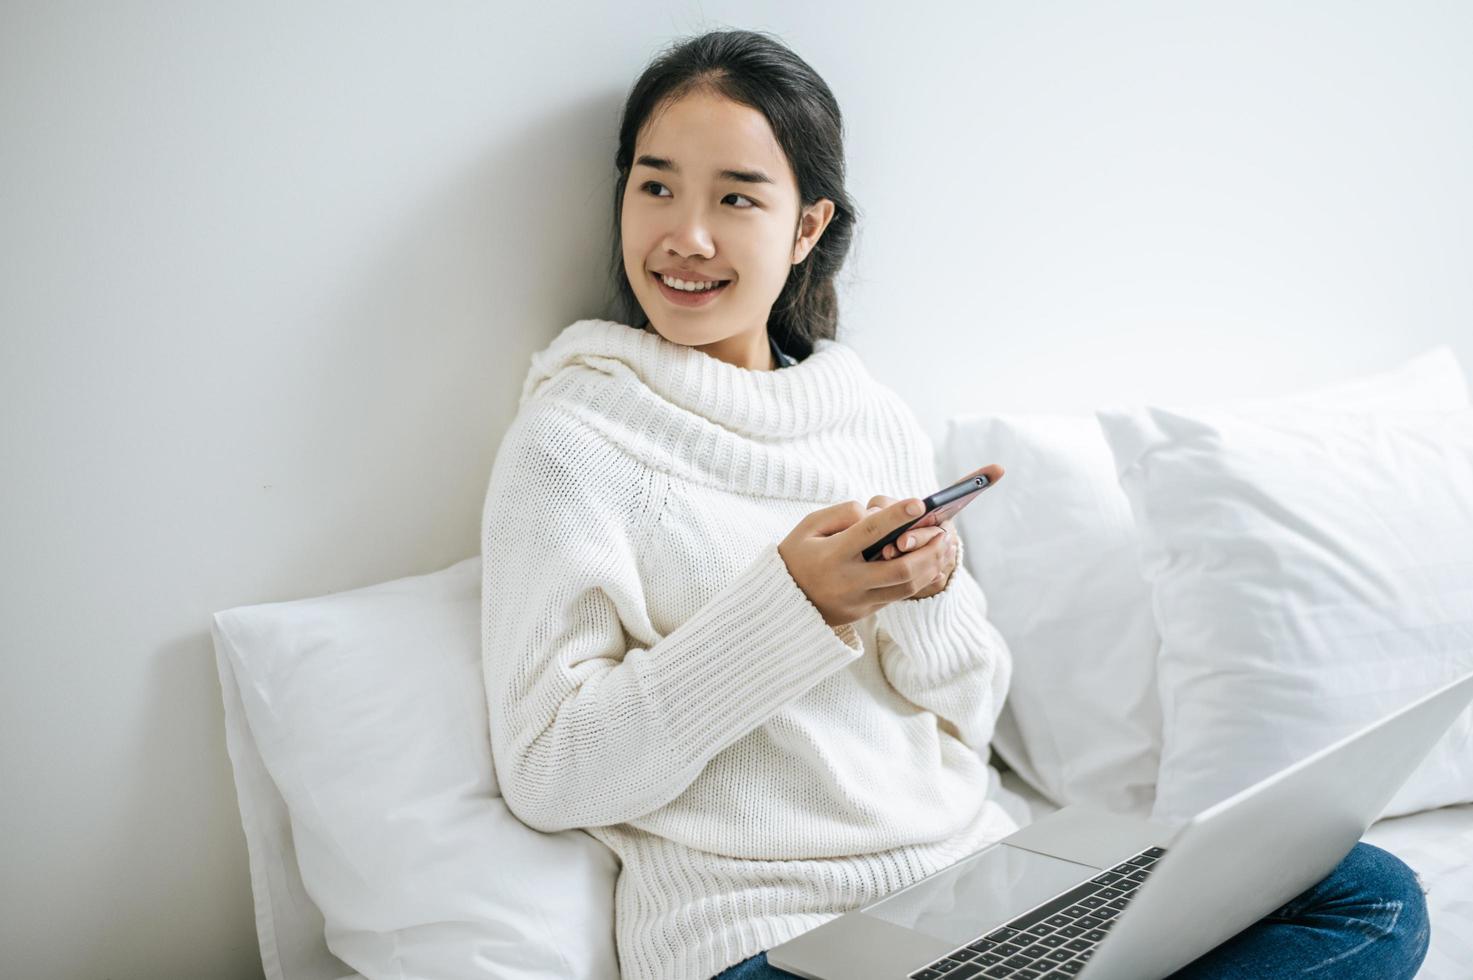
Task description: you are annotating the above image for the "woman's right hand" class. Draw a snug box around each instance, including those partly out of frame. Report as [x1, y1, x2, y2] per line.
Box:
[777, 497, 954, 628]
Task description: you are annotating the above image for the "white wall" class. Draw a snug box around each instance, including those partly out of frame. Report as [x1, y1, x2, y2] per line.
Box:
[2, 2, 1469, 977]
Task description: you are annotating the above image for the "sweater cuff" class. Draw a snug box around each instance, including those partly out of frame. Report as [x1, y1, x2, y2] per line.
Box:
[874, 536, 991, 665]
[636, 541, 864, 755]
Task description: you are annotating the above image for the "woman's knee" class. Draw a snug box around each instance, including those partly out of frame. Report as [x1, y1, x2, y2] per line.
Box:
[1341, 842, 1428, 903]
[1334, 842, 1431, 964]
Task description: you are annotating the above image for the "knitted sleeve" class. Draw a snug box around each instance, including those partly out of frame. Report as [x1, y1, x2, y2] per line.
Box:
[872, 534, 1014, 757]
[869, 396, 1014, 757]
[481, 405, 864, 833]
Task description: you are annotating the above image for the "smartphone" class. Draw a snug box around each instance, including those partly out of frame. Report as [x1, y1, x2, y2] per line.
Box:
[862, 465, 1002, 562]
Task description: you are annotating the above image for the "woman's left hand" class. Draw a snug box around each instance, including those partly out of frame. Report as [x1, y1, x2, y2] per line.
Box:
[865, 495, 957, 599]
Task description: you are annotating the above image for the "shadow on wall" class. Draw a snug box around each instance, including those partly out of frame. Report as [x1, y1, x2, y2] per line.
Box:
[248, 86, 639, 605]
[320, 87, 630, 578]
[142, 88, 643, 978]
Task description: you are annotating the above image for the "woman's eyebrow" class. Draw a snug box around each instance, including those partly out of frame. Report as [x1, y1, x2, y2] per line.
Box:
[634, 154, 774, 185]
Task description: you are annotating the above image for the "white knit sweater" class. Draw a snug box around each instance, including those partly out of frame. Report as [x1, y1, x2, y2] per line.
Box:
[480, 319, 1017, 980]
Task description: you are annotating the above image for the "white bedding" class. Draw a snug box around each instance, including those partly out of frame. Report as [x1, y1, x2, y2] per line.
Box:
[997, 766, 1473, 979]
[1363, 803, 1473, 978]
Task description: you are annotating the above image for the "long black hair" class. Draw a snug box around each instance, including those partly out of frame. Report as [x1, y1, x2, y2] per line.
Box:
[607, 29, 861, 361]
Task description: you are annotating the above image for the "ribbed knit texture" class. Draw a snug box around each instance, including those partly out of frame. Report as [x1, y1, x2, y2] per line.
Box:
[481, 319, 1017, 980]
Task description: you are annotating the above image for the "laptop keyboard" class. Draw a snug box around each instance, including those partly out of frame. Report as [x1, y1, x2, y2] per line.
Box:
[907, 845, 1167, 980]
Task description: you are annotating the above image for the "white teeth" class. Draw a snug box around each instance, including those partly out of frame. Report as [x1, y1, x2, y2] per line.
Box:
[659, 273, 725, 292]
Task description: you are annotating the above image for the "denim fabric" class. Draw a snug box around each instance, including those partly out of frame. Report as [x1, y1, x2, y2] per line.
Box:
[710, 842, 1430, 980]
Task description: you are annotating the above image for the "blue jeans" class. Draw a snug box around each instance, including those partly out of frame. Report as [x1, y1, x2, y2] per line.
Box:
[712, 842, 1430, 980]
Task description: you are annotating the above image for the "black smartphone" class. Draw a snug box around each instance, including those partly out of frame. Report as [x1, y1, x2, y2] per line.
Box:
[861, 466, 1001, 562]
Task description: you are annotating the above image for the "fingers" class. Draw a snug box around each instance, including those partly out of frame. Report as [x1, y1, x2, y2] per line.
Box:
[801, 499, 868, 537]
[838, 496, 926, 556]
[862, 527, 953, 591]
[880, 524, 946, 560]
[955, 463, 1005, 487]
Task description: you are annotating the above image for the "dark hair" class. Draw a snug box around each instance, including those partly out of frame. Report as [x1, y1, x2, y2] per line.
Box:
[606, 29, 860, 361]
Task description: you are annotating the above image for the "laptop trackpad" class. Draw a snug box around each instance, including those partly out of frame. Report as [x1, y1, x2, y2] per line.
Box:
[863, 844, 1098, 947]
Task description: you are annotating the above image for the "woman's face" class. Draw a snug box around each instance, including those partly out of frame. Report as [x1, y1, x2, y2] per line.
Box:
[621, 90, 834, 368]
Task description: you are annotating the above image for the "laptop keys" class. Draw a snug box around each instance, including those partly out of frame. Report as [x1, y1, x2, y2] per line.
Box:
[915, 845, 1168, 980]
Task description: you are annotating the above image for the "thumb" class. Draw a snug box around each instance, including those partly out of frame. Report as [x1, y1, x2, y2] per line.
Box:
[803, 500, 866, 538]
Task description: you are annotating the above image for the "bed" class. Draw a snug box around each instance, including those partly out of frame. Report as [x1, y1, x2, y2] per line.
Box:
[213, 344, 1473, 980]
[993, 765, 1473, 980]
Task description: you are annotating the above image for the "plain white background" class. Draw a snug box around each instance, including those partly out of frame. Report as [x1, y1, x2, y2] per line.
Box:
[2, 2, 1470, 977]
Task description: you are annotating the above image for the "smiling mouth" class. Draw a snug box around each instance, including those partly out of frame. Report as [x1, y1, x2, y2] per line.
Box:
[651, 271, 732, 304]
[653, 271, 731, 288]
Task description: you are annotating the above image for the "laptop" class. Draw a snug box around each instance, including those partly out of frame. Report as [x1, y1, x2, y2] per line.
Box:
[769, 668, 1473, 980]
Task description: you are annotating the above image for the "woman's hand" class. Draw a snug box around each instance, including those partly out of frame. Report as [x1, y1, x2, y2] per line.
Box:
[777, 496, 958, 628]
[863, 495, 958, 599]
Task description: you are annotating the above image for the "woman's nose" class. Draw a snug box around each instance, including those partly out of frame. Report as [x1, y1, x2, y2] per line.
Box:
[664, 208, 715, 257]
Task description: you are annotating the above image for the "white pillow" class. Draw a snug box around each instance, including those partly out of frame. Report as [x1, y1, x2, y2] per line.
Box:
[213, 626, 364, 980]
[1097, 405, 1473, 827]
[944, 413, 1162, 815]
[941, 348, 1469, 815]
[212, 556, 621, 980]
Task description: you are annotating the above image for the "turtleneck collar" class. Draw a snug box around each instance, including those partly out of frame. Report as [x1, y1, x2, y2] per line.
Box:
[521, 319, 870, 440]
[517, 319, 880, 501]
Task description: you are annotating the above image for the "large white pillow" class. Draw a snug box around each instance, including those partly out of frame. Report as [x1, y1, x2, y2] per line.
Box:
[941, 348, 1469, 815]
[212, 556, 621, 980]
[1097, 404, 1473, 826]
[214, 626, 363, 980]
[944, 413, 1162, 815]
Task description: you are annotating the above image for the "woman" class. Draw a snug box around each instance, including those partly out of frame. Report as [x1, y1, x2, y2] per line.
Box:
[480, 29, 1430, 980]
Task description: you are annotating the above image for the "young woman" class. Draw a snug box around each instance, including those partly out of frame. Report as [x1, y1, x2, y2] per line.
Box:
[480, 29, 1431, 980]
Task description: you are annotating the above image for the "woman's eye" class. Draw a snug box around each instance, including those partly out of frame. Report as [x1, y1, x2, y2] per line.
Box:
[640, 182, 756, 209]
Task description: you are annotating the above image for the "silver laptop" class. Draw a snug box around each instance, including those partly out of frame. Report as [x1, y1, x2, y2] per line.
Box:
[769, 669, 1473, 980]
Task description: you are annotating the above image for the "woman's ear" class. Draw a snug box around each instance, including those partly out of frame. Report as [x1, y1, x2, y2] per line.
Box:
[792, 198, 836, 264]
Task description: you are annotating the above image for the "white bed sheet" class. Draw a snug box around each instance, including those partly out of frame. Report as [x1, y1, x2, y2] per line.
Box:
[222, 610, 1468, 980]
[997, 767, 1473, 979]
[1363, 803, 1473, 978]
